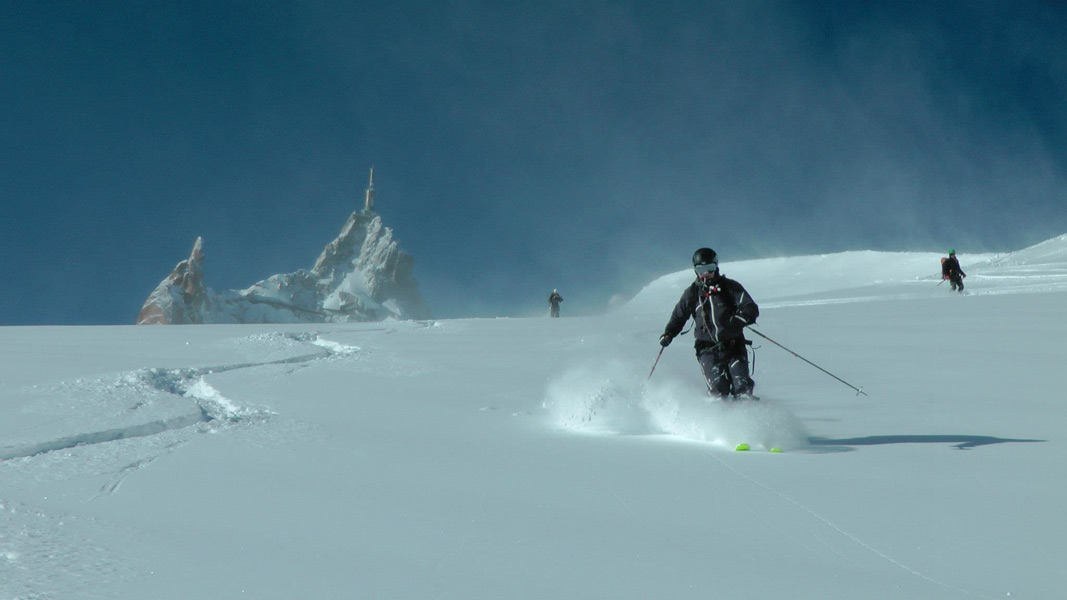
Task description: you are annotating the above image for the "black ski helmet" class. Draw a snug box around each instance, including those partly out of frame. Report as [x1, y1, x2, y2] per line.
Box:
[692, 247, 718, 267]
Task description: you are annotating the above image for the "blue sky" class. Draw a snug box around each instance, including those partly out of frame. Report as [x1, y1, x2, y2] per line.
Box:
[2, 1, 1065, 325]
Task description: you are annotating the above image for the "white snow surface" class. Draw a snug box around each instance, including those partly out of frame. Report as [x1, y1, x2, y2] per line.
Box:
[3, 239, 1067, 599]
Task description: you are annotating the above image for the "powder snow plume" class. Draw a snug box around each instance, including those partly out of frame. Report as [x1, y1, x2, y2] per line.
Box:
[544, 360, 809, 451]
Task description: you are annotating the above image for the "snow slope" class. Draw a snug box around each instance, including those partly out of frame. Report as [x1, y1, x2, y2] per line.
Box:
[2, 239, 1066, 599]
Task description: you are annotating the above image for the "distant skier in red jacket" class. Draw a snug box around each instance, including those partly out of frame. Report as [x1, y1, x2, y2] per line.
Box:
[941, 249, 966, 293]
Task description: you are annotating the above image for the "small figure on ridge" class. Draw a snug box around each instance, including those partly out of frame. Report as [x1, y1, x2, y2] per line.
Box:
[548, 289, 563, 318]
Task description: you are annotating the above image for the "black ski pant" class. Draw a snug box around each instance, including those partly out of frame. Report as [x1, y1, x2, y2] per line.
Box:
[696, 338, 754, 398]
[949, 273, 964, 292]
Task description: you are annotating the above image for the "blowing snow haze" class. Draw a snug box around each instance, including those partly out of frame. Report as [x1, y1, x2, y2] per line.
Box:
[1, 2, 1066, 325]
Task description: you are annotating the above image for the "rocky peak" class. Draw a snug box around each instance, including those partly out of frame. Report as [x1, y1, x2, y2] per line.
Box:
[137, 237, 208, 325]
[137, 211, 430, 325]
[311, 211, 376, 284]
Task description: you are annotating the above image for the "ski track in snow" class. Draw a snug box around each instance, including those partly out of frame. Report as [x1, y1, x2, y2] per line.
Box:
[697, 448, 996, 600]
[0, 331, 365, 598]
[0, 332, 360, 462]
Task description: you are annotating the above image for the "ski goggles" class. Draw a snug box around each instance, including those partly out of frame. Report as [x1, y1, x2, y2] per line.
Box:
[694, 262, 718, 276]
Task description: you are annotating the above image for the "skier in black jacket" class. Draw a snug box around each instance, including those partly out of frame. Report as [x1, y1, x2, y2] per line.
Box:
[941, 249, 966, 292]
[548, 289, 563, 317]
[659, 248, 760, 399]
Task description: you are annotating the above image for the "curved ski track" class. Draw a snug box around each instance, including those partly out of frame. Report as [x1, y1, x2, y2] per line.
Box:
[0, 332, 356, 462]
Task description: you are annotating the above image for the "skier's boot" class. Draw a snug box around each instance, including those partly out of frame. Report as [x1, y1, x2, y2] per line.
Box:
[731, 379, 759, 401]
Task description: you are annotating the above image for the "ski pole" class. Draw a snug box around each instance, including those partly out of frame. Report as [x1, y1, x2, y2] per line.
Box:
[747, 327, 867, 396]
[648, 347, 665, 380]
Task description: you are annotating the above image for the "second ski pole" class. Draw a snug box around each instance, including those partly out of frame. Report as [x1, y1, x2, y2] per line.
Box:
[747, 327, 867, 396]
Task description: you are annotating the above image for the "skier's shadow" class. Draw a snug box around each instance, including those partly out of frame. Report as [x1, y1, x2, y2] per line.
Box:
[808, 434, 1045, 452]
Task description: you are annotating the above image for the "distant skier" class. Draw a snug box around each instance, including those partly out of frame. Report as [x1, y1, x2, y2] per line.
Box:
[942, 249, 966, 293]
[548, 289, 563, 318]
[659, 248, 760, 399]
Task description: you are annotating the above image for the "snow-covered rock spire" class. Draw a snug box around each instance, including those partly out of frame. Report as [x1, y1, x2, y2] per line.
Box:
[137, 237, 208, 325]
[137, 173, 430, 324]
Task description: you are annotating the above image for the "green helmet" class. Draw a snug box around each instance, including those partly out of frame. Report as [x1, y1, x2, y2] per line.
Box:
[948, 249, 955, 255]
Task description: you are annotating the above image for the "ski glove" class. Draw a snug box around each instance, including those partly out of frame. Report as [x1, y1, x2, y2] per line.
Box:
[659, 333, 673, 347]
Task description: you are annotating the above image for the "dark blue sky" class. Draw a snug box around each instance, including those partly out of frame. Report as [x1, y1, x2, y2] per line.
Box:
[2, 1, 1065, 325]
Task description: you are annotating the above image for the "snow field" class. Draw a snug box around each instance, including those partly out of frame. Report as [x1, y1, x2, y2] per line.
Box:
[3, 238, 1067, 598]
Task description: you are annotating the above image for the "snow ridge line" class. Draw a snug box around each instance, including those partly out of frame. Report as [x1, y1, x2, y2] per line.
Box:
[0, 334, 358, 461]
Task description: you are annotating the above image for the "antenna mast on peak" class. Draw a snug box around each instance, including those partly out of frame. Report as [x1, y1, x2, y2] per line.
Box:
[363, 167, 375, 213]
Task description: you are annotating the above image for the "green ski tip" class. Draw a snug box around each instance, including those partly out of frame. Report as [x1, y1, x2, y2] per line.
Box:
[734, 443, 750, 451]
[769, 447, 783, 453]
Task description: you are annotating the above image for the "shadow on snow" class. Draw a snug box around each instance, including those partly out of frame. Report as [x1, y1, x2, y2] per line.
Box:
[808, 434, 1045, 451]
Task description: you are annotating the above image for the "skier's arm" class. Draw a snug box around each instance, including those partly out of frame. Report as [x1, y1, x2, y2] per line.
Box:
[731, 284, 759, 326]
[662, 287, 695, 339]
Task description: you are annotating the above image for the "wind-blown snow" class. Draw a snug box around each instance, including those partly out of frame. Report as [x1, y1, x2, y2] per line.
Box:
[3, 238, 1067, 599]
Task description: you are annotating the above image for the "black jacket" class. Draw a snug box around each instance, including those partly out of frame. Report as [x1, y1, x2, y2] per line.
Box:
[942, 256, 965, 278]
[663, 274, 759, 347]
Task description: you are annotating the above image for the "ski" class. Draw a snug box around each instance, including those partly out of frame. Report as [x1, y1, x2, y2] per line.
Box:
[734, 443, 783, 453]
